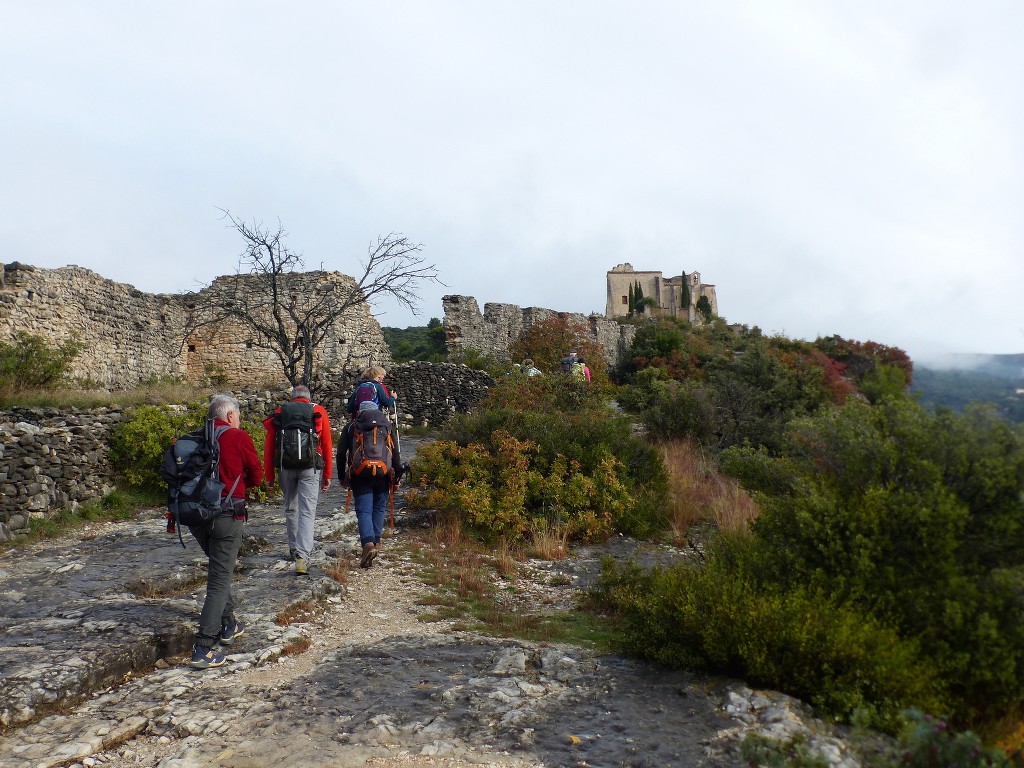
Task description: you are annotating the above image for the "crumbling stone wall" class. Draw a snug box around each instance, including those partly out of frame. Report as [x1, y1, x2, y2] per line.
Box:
[0, 263, 391, 390]
[442, 295, 636, 369]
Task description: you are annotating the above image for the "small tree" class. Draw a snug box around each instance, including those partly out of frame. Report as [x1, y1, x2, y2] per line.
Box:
[695, 295, 713, 323]
[0, 331, 83, 392]
[185, 211, 441, 388]
[634, 281, 645, 314]
[627, 283, 635, 316]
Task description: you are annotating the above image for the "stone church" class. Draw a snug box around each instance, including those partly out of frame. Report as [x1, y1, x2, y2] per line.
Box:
[605, 263, 718, 323]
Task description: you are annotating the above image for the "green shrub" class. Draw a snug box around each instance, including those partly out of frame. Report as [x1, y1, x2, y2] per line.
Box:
[0, 331, 83, 394]
[407, 432, 632, 543]
[109, 404, 206, 492]
[899, 710, 1011, 768]
[592, 541, 947, 730]
[719, 397, 1024, 730]
[407, 376, 667, 540]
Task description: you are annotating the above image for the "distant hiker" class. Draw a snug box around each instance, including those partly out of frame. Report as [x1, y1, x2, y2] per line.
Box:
[521, 358, 542, 377]
[189, 394, 262, 669]
[570, 358, 591, 382]
[337, 400, 403, 568]
[345, 366, 396, 418]
[263, 384, 333, 576]
[560, 349, 580, 373]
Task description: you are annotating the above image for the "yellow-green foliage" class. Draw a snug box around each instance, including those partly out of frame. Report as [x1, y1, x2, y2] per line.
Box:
[407, 430, 633, 543]
[110, 403, 207, 492]
[110, 402, 266, 495]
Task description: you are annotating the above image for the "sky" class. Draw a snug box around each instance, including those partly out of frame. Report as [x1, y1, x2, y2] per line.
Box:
[2, 1, 1022, 363]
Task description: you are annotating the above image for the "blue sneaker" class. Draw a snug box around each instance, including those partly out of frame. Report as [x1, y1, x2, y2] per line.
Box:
[219, 621, 245, 646]
[189, 645, 225, 669]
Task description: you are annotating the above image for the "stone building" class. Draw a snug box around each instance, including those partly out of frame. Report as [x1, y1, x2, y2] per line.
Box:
[0, 262, 390, 390]
[605, 263, 718, 323]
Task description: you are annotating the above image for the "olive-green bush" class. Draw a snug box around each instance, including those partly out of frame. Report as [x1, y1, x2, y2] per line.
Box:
[110, 402, 266, 495]
[592, 543, 946, 731]
[410, 375, 669, 540]
[0, 331, 83, 394]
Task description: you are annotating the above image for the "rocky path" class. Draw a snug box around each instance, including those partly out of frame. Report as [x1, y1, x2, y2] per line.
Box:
[0, 441, 861, 768]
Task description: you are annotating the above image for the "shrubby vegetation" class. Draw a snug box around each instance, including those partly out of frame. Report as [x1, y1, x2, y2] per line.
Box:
[382, 317, 447, 363]
[407, 373, 668, 542]
[0, 331, 83, 399]
[110, 402, 267, 494]
[913, 366, 1024, 424]
[588, 317, 1024, 740]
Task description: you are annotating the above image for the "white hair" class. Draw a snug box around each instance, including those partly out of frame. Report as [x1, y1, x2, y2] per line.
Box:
[208, 393, 240, 421]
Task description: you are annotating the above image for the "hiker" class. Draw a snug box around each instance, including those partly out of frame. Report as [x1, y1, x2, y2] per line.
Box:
[570, 358, 592, 383]
[521, 358, 542, 377]
[262, 384, 333, 576]
[560, 349, 580, 373]
[345, 366, 396, 418]
[189, 393, 262, 669]
[337, 400, 404, 568]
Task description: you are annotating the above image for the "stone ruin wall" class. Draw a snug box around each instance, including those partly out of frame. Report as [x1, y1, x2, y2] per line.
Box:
[0, 362, 494, 542]
[441, 295, 637, 369]
[0, 263, 391, 390]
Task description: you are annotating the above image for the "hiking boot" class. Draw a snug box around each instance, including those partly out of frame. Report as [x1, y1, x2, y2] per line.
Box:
[288, 548, 297, 561]
[218, 621, 245, 646]
[189, 645, 225, 669]
[360, 542, 377, 569]
[294, 557, 308, 576]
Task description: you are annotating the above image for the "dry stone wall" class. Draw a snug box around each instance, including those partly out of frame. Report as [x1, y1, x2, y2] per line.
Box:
[442, 295, 637, 369]
[0, 407, 125, 542]
[0, 262, 391, 390]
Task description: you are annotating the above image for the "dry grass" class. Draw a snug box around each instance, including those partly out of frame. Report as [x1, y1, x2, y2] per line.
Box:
[661, 438, 760, 539]
[528, 521, 570, 561]
[274, 597, 323, 627]
[495, 538, 520, 578]
[0, 380, 215, 410]
[281, 636, 313, 656]
[424, 512, 489, 598]
[127, 574, 208, 598]
[324, 557, 350, 585]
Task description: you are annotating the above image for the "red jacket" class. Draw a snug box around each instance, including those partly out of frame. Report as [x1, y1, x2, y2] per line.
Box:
[262, 398, 333, 484]
[214, 420, 263, 499]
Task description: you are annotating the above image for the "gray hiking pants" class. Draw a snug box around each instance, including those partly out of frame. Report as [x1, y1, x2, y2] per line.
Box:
[280, 467, 321, 560]
[189, 515, 243, 648]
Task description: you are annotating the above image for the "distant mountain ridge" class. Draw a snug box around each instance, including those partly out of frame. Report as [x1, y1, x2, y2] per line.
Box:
[919, 352, 1024, 380]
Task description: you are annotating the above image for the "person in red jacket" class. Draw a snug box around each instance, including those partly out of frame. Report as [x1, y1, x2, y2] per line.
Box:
[189, 393, 262, 669]
[262, 385, 333, 576]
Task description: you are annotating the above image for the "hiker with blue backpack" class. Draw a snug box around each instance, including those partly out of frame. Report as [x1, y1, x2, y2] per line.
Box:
[337, 399, 404, 568]
[345, 366, 396, 419]
[170, 393, 262, 670]
[262, 385, 333, 576]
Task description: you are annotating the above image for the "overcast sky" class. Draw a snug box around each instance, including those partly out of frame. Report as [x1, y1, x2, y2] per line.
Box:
[3, 1, 1022, 362]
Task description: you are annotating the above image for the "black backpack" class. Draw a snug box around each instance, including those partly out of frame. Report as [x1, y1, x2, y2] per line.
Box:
[160, 420, 238, 546]
[274, 401, 321, 471]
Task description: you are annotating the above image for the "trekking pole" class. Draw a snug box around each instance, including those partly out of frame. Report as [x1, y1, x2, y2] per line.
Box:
[344, 488, 352, 514]
[388, 483, 395, 531]
[389, 402, 399, 532]
[391, 402, 402, 458]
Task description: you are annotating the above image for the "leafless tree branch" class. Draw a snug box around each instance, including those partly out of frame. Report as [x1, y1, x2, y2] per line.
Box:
[181, 210, 442, 389]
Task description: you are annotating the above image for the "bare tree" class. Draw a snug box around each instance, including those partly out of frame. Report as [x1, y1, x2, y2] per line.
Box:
[184, 210, 441, 388]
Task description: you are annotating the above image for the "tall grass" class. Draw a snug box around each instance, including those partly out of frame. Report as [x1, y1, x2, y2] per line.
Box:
[660, 438, 760, 540]
[0, 380, 214, 410]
